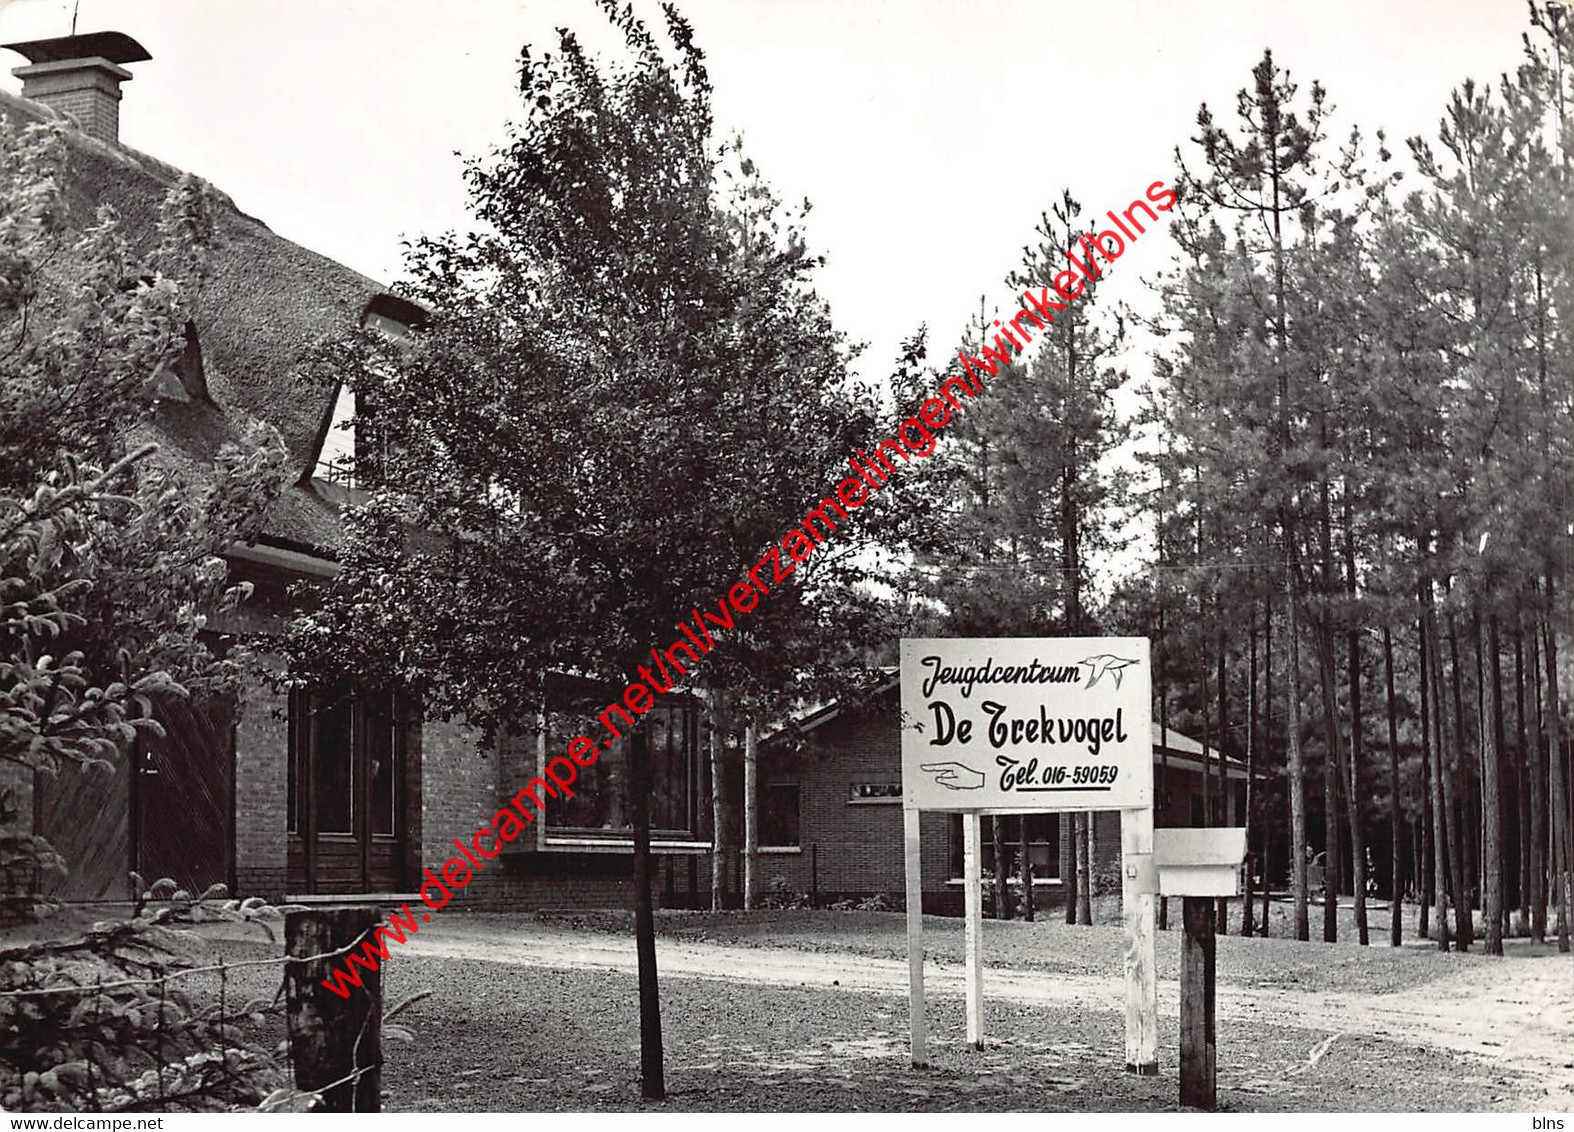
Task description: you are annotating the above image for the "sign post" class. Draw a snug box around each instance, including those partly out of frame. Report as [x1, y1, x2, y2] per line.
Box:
[1154, 826, 1248, 1110]
[899, 637, 1155, 1072]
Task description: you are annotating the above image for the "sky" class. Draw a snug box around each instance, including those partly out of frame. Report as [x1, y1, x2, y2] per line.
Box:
[0, 0, 1544, 397]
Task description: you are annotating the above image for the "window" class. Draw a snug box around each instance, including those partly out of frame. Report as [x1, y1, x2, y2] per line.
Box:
[547, 699, 699, 838]
[366, 691, 398, 837]
[1190, 794, 1205, 828]
[949, 814, 1060, 879]
[760, 783, 800, 848]
[313, 382, 357, 486]
[848, 782, 901, 805]
[314, 690, 354, 835]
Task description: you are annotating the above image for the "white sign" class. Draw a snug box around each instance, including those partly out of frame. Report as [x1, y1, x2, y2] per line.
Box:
[899, 636, 1153, 813]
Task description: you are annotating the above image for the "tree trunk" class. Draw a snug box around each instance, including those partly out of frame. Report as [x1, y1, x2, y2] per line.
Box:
[1383, 626, 1403, 947]
[1242, 605, 1259, 938]
[1316, 618, 1342, 943]
[1063, 814, 1078, 925]
[1515, 615, 1531, 936]
[1341, 488, 1369, 945]
[1539, 580, 1574, 962]
[1287, 569, 1310, 942]
[1530, 615, 1548, 943]
[710, 697, 726, 911]
[1477, 612, 1503, 955]
[1076, 812, 1093, 925]
[1216, 625, 1230, 935]
[743, 723, 758, 911]
[1261, 585, 1274, 937]
[1020, 817, 1035, 921]
[992, 816, 1011, 920]
[1343, 624, 1369, 945]
[1422, 607, 1450, 950]
[629, 725, 666, 1099]
[1445, 615, 1472, 949]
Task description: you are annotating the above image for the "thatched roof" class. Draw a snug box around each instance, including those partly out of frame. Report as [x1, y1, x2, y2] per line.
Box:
[1, 87, 386, 553]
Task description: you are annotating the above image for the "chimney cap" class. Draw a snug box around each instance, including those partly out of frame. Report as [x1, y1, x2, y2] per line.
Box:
[1, 31, 150, 66]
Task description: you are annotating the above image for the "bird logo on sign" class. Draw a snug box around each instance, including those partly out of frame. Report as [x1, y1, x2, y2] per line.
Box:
[1079, 654, 1140, 690]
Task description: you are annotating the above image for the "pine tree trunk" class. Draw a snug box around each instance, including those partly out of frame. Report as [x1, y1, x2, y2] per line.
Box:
[1317, 619, 1342, 943]
[1530, 615, 1548, 943]
[1287, 568, 1310, 942]
[1216, 626, 1230, 935]
[1077, 812, 1093, 925]
[992, 815, 1011, 920]
[710, 697, 726, 912]
[1020, 818, 1035, 921]
[629, 725, 666, 1099]
[1422, 606, 1451, 950]
[1261, 586, 1274, 937]
[1343, 626, 1369, 945]
[1384, 626, 1403, 946]
[743, 724, 758, 911]
[1341, 489, 1369, 945]
[1445, 615, 1472, 949]
[1490, 615, 1511, 938]
[1063, 814, 1078, 925]
[1515, 616, 1531, 936]
[1478, 612, 1503, 954]
[1242, 606, 1259, 938]
[1539, 580, 1574, 961]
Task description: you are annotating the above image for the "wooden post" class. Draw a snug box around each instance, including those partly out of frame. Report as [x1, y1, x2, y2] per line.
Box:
[1120, 807, 1158, 1074]
[1180, 896, 1218, 1109]
[285, 906, 382, 1112]
[962, 810, 985, 1049]
[904, 807, 927, 1066]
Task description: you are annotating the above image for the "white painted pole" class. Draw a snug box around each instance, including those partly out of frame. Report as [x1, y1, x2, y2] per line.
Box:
[963, 810, 985, 1049]
[1121, 806, 1159, 1074]
[904, 806, 926, 1066]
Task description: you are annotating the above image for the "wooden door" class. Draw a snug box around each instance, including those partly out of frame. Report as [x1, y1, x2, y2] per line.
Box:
[134, 693, 236, 897]
[287, 685, 409, 894]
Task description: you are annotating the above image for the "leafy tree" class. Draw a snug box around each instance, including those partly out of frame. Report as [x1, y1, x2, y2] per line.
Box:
[283, 2, 886, 1096]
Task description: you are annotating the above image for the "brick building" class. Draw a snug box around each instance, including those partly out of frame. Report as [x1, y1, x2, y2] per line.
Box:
[750, 682, 1245, 915]
[4, 32, 1242, 918]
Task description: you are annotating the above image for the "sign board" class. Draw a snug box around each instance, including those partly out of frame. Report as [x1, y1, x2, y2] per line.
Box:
[899, 636, 1159, 1078]
[899, 636, 1153, 813]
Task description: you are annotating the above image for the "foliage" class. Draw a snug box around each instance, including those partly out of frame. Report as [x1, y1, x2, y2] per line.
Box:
[0, 883, 291, 1112]
[282, 4, 891, 739]
[0, 115, 287, 913]
[761, 875, 812, 910]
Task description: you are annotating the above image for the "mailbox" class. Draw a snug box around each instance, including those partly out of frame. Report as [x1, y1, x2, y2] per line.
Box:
[1153, 827, 1247, 897]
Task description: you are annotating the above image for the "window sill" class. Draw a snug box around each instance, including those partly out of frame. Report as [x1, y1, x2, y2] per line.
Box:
[540, 837, 711, 856]
[847, 798, 902, 806]
[945, 877, 1064, 887]
[759, 845, 801, 855]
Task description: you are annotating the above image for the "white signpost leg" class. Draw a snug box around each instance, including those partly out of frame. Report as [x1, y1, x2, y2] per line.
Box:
[1121, 806, 1159, 1074]
[904, 806, 927, 1067]
[962, 810, 985, 1050]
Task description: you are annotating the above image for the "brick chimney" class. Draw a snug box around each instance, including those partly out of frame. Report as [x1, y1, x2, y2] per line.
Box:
[3, 31, 151, 145]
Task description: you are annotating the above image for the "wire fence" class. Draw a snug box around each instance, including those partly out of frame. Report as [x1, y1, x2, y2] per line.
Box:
[0, 905, 383, 1114]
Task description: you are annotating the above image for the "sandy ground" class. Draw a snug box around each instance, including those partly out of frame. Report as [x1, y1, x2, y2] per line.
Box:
[403, 914, 1574, 1101]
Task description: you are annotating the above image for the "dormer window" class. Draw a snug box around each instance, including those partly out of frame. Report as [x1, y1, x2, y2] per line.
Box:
[146, 320, 210, 405]
[310, 294, 430, 489]
[313, 381, 357, 486]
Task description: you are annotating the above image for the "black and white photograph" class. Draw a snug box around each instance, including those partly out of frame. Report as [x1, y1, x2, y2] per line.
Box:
[0, 0, 1572, 1118]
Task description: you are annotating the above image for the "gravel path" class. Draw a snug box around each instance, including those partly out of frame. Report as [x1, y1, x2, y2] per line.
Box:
[406, 913, 1574, 1098]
